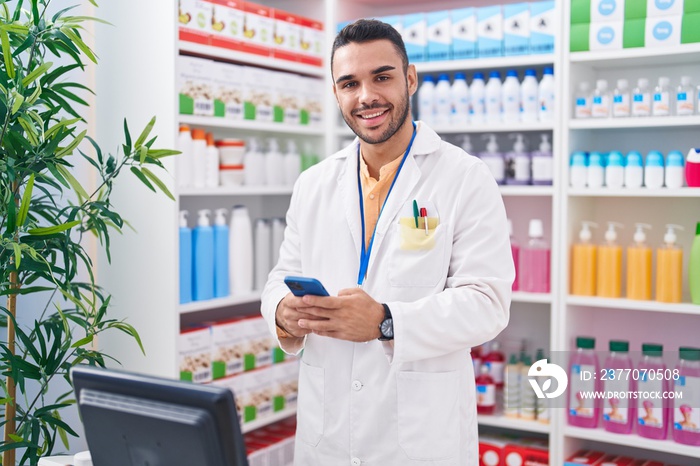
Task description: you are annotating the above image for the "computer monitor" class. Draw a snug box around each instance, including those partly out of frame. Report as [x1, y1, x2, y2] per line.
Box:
[71, 365, 248, 466]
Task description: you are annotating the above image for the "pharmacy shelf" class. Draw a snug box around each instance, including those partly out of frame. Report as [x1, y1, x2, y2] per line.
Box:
[569, 43, 700, 68]
[566, 295, 700, 316]
[179, 292, 263, 315]
[564, 426, 700, 459]
[179, 115, 325, 136]
[434, 122, 555, 134]
[569, 116, 700, 130]
[567, 188, 700, 198]
[512, 291, 553, 304]
[478, 414, 551, 434]
[179, 41, 325, 77]
[179, 186, 294, 196]
[500, 186, 554, 197]
[241, 408, 296, 434]
[415, 54, 555, 74]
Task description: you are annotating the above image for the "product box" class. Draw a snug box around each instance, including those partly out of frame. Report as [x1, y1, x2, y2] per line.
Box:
[376, 15, 403, 36]
[687, 0, 700, 12]
[298, 17, 324, 67]
[592, 0, 626, 22]
[624, 17, 646, 47]
[242, 2, 274, 57]
[209, 0, 245, 51]
[477, 5, 504, 57]
[237, 368, 273, 423]
[564, 450, 606, 466]
[210, 318, 246, 379]
[243, 66, 273, 121]
[178, 0, 213, 45]
[571, 0, 592, 23]
[245, 316, 274, 369]
[211, 61, 244, 119]
[272, 9, 302, 63]
[302, 76, 324, 127]
[625, 0, 648, 19]
[591, 20, 624, 49]
[178, 325, 212, 383]
[648, 0, 684, 17]
[177, 55, 214, 116]
[402, 13, 427, 62]
[645, 14, 682, 46]
[450, 8, 477, 59]
[271, 361, 299, 412]
[682, 12, 700, 43]
[504, 3, 531, 55]
[478, 436, 508, 466]
[278, 72, 301, 125]
[530, 1, 556, 54]
[593, 455, 636, 466]
[427, 10, 452, 61]
[503, 444, 549, 466]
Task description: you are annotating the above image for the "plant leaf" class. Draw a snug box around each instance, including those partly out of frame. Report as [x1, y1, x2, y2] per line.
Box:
[55, 164, 89, 200]
[134, 116, 155, 148]
[17, 174, 34, 227]
[141, 167, 174, 201]
[129, 167, 155, 192]
[71, 335, 93, 348]
[60, 27, 97, 63]
[12, 243, 21, 269]
[1, 28, 14, 79]
[147, 149, 180, 158]
[11, 90, 25, 114]
[21, 61, 52, 87]
[27, 220, 81, 236]
[56, 128, 87, 157]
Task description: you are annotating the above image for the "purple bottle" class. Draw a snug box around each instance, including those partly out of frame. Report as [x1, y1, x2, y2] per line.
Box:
[637, 343, 668, 439]
[672, 347, 700, 446]
[602, 340, 636, 434]
[568, 336, 600, 428]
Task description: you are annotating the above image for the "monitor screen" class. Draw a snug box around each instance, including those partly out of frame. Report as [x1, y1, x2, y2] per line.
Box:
[71, 365, 248, 466]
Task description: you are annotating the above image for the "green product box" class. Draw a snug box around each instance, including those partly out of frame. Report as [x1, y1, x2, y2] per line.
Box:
[624, 18, 646, 47]
[685, 0, 700, 14]
[625, 0, 647, 19]
[272, 347, 286, 364]
[570, 22, 591, 51]
[571, 0, 592, 24]
[682, 12, 700, 43]
[273, 395, 286, 412]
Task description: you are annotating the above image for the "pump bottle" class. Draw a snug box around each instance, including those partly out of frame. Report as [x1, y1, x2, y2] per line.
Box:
[506, 134, 530, 185]
[532, 134, 553, 186]
[480, 134, 505, 184]
[627, 223, 652, 300]
[265, 138, 285, 186]
[689, 222, 700, 304]
[213, 209, 230, 298]
[193, 209, 215, 301]
[656, 224, 684, 303]
[597, 222, 623, 298]
[519, 219, 550, 293]
[284, 140, 302, 186]
[571, 221, 598, 296]
[177, 125, 193, 188]
[179, 210, 192, 304]
[229, 205, 253, 294]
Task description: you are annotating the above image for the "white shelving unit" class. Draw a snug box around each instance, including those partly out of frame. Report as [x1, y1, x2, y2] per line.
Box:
[569, 115, 700, 130]
[179, 115, 326, 136]
[179, 292, 264, 315]
[478, 414, 551, 435]
[179, 186, 294, 197]
[241, 408, 297, 434]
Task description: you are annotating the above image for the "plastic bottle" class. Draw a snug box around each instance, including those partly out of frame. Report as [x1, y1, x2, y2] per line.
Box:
[571, 221, 598, 296]
[570, 151, 588, 188]
[212, 208, 230, 298]
[602, 340, 636, 434]
[229, 205, 253, 294]
[177, 125, 193, 188]
[192, 209, 214, 301]
[653, 77, 672, 117]
[509, 219, 520, 291]
[451, 72, 470, 126]
[605, 151, 625, 188]
[665, 151, 685, 189]
[531, 134, 553, 186]
[538, 67, 555, 121]
[434, 73, 452, 127]
[483, 341, 506, 388]
[520, 355, 536, 420]
[504, 354, 521, 418]
[179, 210, 192, 304]
[271, 218, 286, 267]
[676, 76, 695, 116]
[568, 336, 600, 428]
[672, 347, 700, 445]
[627, 223, 652, 300]
[265, 138, 285, 186]
[301, 141, 320, 171]
[535, 348, 550, 424]
[597, 222, 623, 298]
[506, 134, 530, 185]
[612, 79, 631, 118]
[480, 134, 505, 184]
[417, 75, 435, 125]
[191, 128, 207, 188]
[645, 151, 665, 189]
[205, 132, 219, 188]
[686, 148, 700, 187]
[521, 69, 539, 122]
[472, 345, 483, 378]
[624, 151, 644, 188]
[632, 78, 652, 117]
[592, 79, 611, 118]
[656, 224, 684, 303]
[574, 82, 592, 119]
[689, 222, 700, 305]
[486, 71, 503, 124]
[254, 218, 271, 292]
[460, 135, 473, 154]
[284, 140, 301, 186]
[475, 365, 496, 415]
[587, 152, 605, 188]
[243, 138, 265, 186]
[519, 219, 550, 293]
[469, 72, 486, 124]
[637, 343, 669, 439]
[502, 70, 521, 123]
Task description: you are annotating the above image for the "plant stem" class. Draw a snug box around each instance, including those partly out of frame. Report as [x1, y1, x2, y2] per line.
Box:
[3, 184, 19, 466]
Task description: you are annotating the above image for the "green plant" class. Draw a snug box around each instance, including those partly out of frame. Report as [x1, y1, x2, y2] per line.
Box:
[0, 1, 177, 464]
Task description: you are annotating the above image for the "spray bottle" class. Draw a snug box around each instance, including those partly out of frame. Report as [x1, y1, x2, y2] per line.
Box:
[193, 209, 215, 301]
[656, 224, 684, 303]
[597, 222, 623, 298]
[480, 134, 505, 185]
[179, 210, 192, 304]
[627, 223, 652, 300]
[506, 134, 531, 185]
[571, 221, 598, 296]
[213, 209, 230, 298]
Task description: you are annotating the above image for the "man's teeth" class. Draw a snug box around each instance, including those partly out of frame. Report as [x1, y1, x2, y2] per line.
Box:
[361, 110, 385, 119]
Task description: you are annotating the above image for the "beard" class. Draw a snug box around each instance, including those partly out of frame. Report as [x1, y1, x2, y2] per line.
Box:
[342, 90, 411, 145]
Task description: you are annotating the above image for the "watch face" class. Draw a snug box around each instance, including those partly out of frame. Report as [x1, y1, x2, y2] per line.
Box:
[380, 318, 394, 338]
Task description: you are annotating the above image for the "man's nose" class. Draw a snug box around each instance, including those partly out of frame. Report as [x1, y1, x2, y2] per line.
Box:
[358, 82, 379, 107]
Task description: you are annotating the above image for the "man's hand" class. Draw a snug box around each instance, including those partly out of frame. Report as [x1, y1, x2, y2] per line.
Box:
[275, 292, 328, 338]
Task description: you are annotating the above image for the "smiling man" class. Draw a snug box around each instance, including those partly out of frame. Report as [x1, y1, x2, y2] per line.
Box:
[261, 19, 514, 466]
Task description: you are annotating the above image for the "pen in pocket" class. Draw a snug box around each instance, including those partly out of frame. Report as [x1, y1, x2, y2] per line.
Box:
[412, 200, 419, 228]
[420, 207, 428, 235]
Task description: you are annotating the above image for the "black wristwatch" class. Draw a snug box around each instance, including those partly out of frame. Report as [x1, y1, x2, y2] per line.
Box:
[378, 303, 394, 341]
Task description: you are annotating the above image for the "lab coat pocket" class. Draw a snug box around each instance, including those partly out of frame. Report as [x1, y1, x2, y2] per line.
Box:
[389, 222, 447, 287]
[297, 361, 325, 446]
[397, 370, 459, 460]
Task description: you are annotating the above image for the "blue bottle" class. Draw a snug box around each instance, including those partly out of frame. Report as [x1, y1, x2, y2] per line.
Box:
[213, 208, 230, 298]
[624, 151, 644, 188]
[193, 209, 215, 301]
[179, 210, 192, 304]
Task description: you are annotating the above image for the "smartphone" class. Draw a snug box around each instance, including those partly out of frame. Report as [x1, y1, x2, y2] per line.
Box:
[284, 276, 330, 297]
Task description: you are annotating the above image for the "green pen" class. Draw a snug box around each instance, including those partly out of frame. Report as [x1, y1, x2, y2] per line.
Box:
[412, 199, 419, 228]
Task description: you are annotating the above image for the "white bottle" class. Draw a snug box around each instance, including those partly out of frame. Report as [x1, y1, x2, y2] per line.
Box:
[265, 138, 285, 186]
[644, 150, 665, 188]
[417, 75, 436, 125]
[632, 78, 651, 117]
[665, 151, 685, 189]
[469, 72, 486, 125]
[502, 70, 521, 123]
[531, 134, 553, 186]
[451, 72, 470, 126]
[191, 128, 207, 188]
[574, 82, 592, 119]
[204, 132, 219, 188]
[569, 151, 588, 188]
[624, 151, 644, 189]
[243, 137, 266, 186]
[538, 67, 555, 121]
[284, 140, 301, 186]
[254, 218, 271, 291]
[521, 69, 539, 123]
[460, 135, 473, 154]
[652, 76, 672, 117]
[480, 134, 505, 184]
[506, 134, 531, 185]
[229, 205, 253, 294]
[271, 218, 286, 267]
[676, 76, 695, 116]
[592, 79, 611, 118]
[587, 152, 605, 188]
[177, 125, 193, 188]
[612, 79, 631, 118]
[486, 71, 503, 124]
[605, 151, 625, 188]
[434, 73, 452, 127]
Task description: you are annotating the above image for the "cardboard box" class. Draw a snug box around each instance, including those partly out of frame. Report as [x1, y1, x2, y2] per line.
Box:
[571, 22, 591, 51]
[177, 55, 214, 116]
[479, 436, 507, 466]
[298, 17, 324, 67]
[427, 10, 452, 61]
[645, 14, 682, 46]
[504, 443, 549, 466]
[571, 0, 593, 24]
[682, 12, 700, 42]
[451, 8, 477, 59]
[209, 0, 245, 51]
[238, 368, 273, 423]
[686, 0, 700, 13]
[592, 455, 636, 466]
[591, 20, 624, 49]
[242, 2, 273, 57]
[477, 5, 504, 57]
[243, 67, 273, 122]
[210, 317, 246, 379]
[178, 325, 212, 383]
[272, 361, 299, 412]
[504, 3, 531, 55]
[624, 17, 646, 47]
[531, 1, 556, 54]
[302, 76, 324, 127]
[564, 450, 606, 466]
[647, 0, 684, 17]
[625, 0, 648, 19]
[272, 9, 302, 63]
[592, 0, 626, 22]
[178, 0, 213, 45]
[211, 61, 245, 119]
[403, 13, 427, 62]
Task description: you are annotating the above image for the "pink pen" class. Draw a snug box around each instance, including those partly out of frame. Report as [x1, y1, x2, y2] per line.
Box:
[420, 208, 428, 235]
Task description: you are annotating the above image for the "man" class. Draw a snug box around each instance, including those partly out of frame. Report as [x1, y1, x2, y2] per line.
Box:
[261, 19, 513, 466]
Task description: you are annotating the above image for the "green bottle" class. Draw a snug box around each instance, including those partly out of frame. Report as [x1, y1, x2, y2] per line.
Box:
[689, 222, 700, 304]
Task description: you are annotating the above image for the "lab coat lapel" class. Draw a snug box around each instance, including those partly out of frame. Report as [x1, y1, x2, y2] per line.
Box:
[338, 143, 363, 261]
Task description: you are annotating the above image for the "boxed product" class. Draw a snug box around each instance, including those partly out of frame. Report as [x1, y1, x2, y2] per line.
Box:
[624, 17, 646, 47]
[243, 67, 273, 121]
[209, 0, 246, 51]
[237, 368, 273, 423]
[682, 12, 700, 43]
[211, 61, 244, 119]
[178, 55, 214, 116]
[427, 10, 452, 62]
[477, 5, 504, 57]
[648, 0, 684, 17]
[631, 461, 665, 466]
[625, 0, 648, 19]
[275, 72, 301, 125]
[242, 2, 274, 57]
[478, 435, 508, 466]
[530, 1, 556, 54]
[504, 3, 531, 55]
[272, 9, 302, 63]
[376, 15, 403, 36]
[645, 14, 682, 47]
[593, 455, 636, 465]
[571, 0, 592, 23]
[403, 13, 428, 62]
[504, 443, 549, 466]
[298, 17, 324, 67]
[592, 0, 626, 22]
[178, 0, 213, 44]
[271, 361, 299, 412]
[591, 20, 624, 49]
[211, 318, 247, 379]
[564, 450, 606, 466]
[688, 0, 700, 12]
[242, 316, 274, 370]
[178, 325, 212, 383]
[302, 77, 324, 127]
[451, 7, 477, 59]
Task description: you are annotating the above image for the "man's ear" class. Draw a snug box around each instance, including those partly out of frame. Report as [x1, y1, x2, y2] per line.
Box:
[406, 63, 418, 97]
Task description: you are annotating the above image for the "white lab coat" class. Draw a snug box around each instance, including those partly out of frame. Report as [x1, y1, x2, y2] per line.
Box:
[261, 123, 513, 466]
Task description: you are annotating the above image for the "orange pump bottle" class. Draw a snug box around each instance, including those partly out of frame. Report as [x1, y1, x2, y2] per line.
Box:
[656, 224, 684, 303]
[627, 223, 652, 300]
[597, 222, 623, 298]
[571, 221, 598, 296]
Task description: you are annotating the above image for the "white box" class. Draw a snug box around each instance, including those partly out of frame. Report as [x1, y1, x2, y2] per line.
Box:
[177, 55, 214, 116]
[427, 10, 452, 61]
[591, 0, 625, 22]
[530, 1, 556, 54]
[273, 10, 302, 61]
[243, 67, 273, 122]
[238, 368, 273, 422]
[178, 326, 212, 384]
[211, 61, 244, 119]
[249, 316, 274, 368]
[210, 0, 245, 46]
[211, 318, 247, 379]
[272, 361, 300, 412]
[451, 8, 477, 59]
[647, 0, 684, 17]
[298, 17, 324, 66]
[402, 13, 427, 62]
[303, 76, 324, 127]
[590, 21, 624, 50]
[243, 2, 274, 53]
[477, 5, 504, 57]
[179, 0, 213, 38]
[645, 14, 682, 47]
[504, 3, 531, 56]
[279, 73, 301, 125]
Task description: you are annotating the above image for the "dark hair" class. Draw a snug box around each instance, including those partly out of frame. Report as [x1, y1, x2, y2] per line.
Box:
[331, 19, 409, 73]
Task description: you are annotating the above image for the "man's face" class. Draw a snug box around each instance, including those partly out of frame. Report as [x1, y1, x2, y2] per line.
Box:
[332, 39, 417, 145]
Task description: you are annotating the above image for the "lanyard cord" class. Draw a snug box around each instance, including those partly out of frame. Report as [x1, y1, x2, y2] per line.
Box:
[356, 121, 417, 287]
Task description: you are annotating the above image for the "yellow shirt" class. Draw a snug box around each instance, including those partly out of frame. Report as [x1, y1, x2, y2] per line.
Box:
[359, 153, 403, 249]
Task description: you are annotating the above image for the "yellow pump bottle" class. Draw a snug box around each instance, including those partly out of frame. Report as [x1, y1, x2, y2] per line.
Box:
[597, 222, 623, 298]
[656, 224, 684, 303]
[571, 221, 598, 296]
[627, 223, 652, 300]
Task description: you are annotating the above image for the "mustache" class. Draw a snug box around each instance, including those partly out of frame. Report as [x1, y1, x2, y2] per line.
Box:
[351, 103, 391, 116]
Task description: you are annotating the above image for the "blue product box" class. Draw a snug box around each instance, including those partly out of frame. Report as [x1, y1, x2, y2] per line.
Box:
[477, 5, 504, 57]
[504, 3, 531, 55]
[450, 7, 477, 59]
[427, 10, 452, 61]
[402, 13, 427, 62]
[530, 1, 556, 54]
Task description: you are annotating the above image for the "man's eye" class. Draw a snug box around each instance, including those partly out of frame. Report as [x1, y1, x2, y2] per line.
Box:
[343, 82, 357, 89]
[377, 75, 390, 81]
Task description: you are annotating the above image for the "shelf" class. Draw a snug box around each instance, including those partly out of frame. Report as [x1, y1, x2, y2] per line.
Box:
[564, 426, 700, 459]
[566, 296, 700, 316]
[500, 186, 554, 197]
[569, 43, 700, 68]
[433, 122, 555, 134]
[241, 407, 296, 434]
[179, 292, 262, 315]
[569, 116, 700, 130]
[415, 54, 554, 74]
[512, 291, 553, 304]
[179, 186, 294, 196]
[179, 41, 324, 77]
[478, 414, 551, 434]
[567, 188, 700, 198]
[179, 115, 325, 136]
